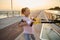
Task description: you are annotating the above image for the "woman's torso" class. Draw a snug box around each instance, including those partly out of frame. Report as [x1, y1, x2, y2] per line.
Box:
[22, 16, 33, 34]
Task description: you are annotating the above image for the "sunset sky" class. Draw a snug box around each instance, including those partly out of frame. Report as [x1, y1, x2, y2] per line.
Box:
[0, 0, 60, 10]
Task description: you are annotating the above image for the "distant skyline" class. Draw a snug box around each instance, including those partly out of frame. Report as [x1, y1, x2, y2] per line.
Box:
[0, 0, 60, 10]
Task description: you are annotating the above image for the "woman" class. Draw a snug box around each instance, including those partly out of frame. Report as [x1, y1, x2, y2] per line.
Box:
[19, 7, 35, 40]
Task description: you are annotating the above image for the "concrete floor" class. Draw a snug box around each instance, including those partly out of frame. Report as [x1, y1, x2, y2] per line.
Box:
[15, 24, 42, 40]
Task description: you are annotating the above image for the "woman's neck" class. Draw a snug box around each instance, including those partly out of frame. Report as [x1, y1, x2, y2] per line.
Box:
[25, 16, 28, 17]
[22, 14, 29, 17]
[25, 15, 29, 17]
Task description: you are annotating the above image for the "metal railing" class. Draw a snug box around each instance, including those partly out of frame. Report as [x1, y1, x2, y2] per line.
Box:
[0, 11, 20, 19]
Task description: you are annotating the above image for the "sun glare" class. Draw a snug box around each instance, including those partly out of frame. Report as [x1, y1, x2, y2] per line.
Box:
[0, 0, 59, 10]
[13, 0, 50, 10]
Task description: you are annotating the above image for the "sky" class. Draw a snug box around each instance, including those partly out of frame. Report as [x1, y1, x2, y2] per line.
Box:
[0, 0, 60, 10]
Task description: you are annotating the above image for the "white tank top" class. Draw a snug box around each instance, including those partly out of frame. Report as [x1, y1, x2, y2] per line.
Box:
[22, 16, 33, 34]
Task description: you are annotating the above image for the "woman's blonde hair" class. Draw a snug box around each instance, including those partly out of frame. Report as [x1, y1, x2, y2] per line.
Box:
[21, 7, 29, 14]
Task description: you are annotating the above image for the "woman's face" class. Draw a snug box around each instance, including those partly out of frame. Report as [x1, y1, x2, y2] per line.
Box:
[24, 9, 30, 17]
